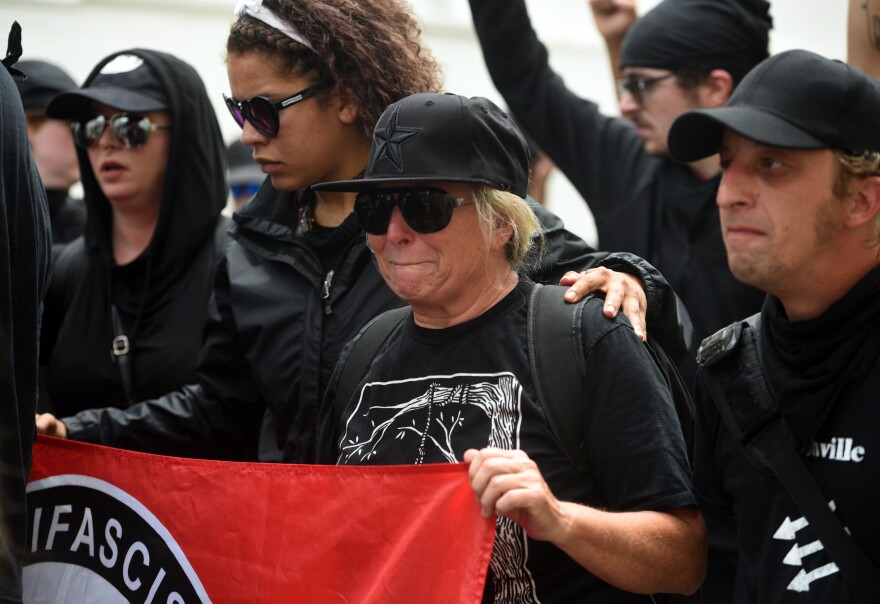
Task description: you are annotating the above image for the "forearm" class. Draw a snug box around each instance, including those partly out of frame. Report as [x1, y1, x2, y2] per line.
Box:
[551, 503, 706, 595]
[849, 0, 880, 78]
[64, 383, 261, 460]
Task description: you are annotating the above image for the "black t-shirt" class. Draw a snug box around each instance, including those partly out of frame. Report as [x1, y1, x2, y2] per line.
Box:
[325, 281, 695, 603]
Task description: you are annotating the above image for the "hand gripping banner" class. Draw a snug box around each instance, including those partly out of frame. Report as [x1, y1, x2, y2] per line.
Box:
[25, 436, 494, 603]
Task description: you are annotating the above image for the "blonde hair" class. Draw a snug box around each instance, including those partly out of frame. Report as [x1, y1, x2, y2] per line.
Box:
[472, 186, 543, 272]
[833, 150, 880, 245]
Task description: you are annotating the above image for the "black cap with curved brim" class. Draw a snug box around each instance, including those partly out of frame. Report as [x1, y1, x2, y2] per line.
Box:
[46, 54, 168, 119]
[669, 49, 880, 163]
[312, 92, 530, 197]
[14, 60, 77, 111]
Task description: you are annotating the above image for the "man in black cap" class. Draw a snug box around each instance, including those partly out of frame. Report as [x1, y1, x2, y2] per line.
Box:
[14, 60, 85, 246]
[669, 49, 880, 602]
[315, 91, 705, 602]
[467, 0, 772, 387]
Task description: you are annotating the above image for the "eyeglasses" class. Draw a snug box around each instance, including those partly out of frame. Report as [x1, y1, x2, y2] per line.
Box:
[616, 73, 676, 104]
[224, 82, 327, 138]
[71, 113, 170, 149]
[354, 187, 470, 235]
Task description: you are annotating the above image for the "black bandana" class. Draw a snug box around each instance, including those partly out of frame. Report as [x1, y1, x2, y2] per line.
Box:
[761, 265, 880, 451]
[620, 0, 772, 83]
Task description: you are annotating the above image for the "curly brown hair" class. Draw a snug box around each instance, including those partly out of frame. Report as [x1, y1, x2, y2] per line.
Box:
[227, 0, 443, 139]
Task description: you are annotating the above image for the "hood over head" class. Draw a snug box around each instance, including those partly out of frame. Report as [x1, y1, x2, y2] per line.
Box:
[64, 48, 227, 315]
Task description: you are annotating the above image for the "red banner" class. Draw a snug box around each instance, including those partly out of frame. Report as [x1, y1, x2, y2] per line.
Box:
[25, 436, 494, 603]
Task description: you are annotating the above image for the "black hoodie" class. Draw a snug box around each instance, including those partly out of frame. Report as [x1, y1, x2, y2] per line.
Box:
[39, 49, 228, 413]
[0, 38, 53, 602]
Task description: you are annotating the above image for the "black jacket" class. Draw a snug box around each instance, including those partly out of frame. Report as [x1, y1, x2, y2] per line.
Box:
[39, 48, 228, 413]
[46, 188, 85, 246]
[64, 181, 691, 464]
[468, 0, 766, 384]
[0, 59, 53, 603]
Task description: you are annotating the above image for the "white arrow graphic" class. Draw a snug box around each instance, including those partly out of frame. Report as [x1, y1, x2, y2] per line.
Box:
[774, 500, 837, 541]
[783, 540, 824, 566]
[774, 516, 809, 540]
[787, 563, 839, 592]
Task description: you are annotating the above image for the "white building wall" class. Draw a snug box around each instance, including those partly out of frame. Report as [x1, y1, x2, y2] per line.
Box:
[0, 0, 847, 244]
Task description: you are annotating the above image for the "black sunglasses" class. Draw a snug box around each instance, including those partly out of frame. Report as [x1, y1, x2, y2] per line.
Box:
[71, 113, 170, 149]
[224, 82, 327, 138]
[354, 187, 470, 235]
[616, 73, 676, 104]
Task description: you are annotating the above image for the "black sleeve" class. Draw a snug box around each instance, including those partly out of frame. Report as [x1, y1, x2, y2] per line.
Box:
[0, 57, 53, 601]
[63, 254, 262, 460]
[526, 201, 694, 361]
[467, 0, 654, 217]
[580, 301, 696, 511]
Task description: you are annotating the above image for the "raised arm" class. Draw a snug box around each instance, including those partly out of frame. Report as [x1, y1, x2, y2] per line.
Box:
[848, 0, 880, 79]
[588, 0, 638, 88]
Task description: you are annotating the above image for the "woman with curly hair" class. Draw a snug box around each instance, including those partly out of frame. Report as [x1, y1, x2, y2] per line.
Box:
[37, 0, 689, 465]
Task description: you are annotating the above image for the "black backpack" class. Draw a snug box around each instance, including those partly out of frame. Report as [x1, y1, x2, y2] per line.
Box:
[331, 283, 694, 471]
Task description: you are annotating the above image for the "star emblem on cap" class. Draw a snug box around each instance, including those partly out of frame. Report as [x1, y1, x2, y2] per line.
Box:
[369, 106, 423, 174]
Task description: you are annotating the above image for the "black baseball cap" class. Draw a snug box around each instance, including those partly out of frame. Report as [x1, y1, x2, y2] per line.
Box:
[669, 49, 880, 163]
[312, 92, 530, 197]
[46, 53, 168, 119]
[14, 60, 77, 111]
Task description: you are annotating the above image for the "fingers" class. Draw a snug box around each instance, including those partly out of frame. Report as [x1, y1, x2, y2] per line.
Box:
[560, 267, 613, 303]
[35, 413, 67, 438]
[559, 269, 647, 340]
[466, 448, 538, 517]
[465, 448, 565, 542]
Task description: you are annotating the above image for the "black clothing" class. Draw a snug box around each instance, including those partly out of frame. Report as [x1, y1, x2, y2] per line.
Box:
[694, 266, 880, 602]
[468, 0, 766, 384]
[64, 182, 691, 464]
[319, 282, 695, 603]
[45, 188, 85, 245]
[0, 60, 53, 604]
[39, 48, 228, 414]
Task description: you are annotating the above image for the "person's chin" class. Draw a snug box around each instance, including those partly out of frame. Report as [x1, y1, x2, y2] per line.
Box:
[641, 138, 669, 157]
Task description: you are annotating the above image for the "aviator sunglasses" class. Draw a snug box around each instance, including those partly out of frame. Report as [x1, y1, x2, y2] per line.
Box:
[224, 81, 327, 138]
[354, 187, 470, 235]
[71, 113, 170, 150]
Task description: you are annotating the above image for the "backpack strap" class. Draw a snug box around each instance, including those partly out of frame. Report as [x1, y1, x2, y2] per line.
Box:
[332, 306, 410, 423]
[699, 315, 880, 601]
[528, 284, 589, 473]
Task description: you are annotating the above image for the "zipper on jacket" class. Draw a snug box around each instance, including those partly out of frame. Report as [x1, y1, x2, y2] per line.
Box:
[321, 270, 334, 315]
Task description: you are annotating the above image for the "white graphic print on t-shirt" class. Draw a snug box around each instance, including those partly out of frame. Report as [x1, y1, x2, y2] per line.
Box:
[338, 372, 540, 604]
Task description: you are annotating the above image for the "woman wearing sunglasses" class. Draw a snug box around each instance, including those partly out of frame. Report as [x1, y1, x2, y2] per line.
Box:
[314, 92, 704, 601]
[37, 49, 228, 415]
[37, 0, 690, 465]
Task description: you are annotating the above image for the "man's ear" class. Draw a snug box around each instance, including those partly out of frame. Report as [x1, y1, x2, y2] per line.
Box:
[845, 174, 880, 229]
[698, 69, 735, 109]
